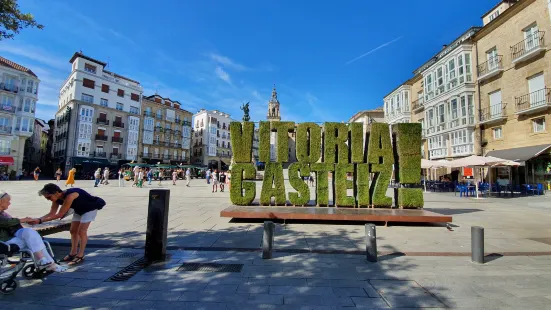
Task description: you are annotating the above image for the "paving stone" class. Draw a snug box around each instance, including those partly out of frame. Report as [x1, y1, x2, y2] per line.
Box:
[111, 300, 156, 309]
[66, 278, 106, 288]
[283, 295, 354, 307]
[237, 284, 270, 294]
[143, 290, 183, 301]
[246, 294, 284, 305]
[270, 286, 333, 295]
[202, 284, 238, 294]
[178, 292, 249, 303]
[351, 297, 390, 308]
[332, 287, 367, 297]
[382, 294, 446, 308]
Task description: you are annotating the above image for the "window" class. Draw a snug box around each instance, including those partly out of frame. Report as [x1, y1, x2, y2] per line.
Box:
[81, 93, 93, 103]
[436, 67, 444, 90]
[76, 142, 90, 157]
[489, 10, 499, 22]
[23, 99, 31, 113]
[79, 107, 94, 122]
[465, 54, 472, 82]
[78, 123, 92, 139]
[493, 127, 502, 139]
[487, 48, 498, 71]
[83, 78, 95, 89]
[438, 104, 445, 124]
[130, 106, 139, 114]
[528, 73, 545, 107]
[489, 90, 502, 117]
[131, 93, 139, 101]
[84, 63, 97, 74]
[524, 24, 540, 51]
[100, 98, 108, 107]
[21, 118, 29, 132]
[117, 89, 124, 97]
[533, 117, 546, 133]
[458, 55, 464, 83]
[448, 58, 456, 81]
[116, 103, 124, 111]
[101, 84, 109, 93]
[27, 80, 33, 93]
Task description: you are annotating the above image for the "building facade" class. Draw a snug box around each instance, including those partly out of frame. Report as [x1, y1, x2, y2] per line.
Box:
[138, 94, 192, 164]
[0, 56, 39, 176]
[348, 108, 385, 132]
[53, 52, 143, 175]
[23, 119, 48, 172]
[383, 85, 412, 124]
[476, 0, 551, 185]
[191, 109, 234, 169]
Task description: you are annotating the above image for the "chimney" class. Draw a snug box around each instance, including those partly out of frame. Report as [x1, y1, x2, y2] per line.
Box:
[442, 44, 447, 50]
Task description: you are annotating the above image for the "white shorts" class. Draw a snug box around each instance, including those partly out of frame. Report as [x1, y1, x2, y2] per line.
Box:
[72, 209, 98, 223]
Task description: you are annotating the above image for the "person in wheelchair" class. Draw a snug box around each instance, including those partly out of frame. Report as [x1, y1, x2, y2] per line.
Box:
[0, 191, 67, 273]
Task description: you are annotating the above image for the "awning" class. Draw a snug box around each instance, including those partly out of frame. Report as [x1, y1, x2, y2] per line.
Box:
[71, 157, 110, 166]
[486, 144, 551, 162]
[0, 156, 14, 166]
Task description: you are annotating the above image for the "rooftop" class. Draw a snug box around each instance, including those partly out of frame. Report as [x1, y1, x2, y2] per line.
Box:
[0, 56, 37, 77]
[69, 52, 107, 67]
[348, 107, 384, 122]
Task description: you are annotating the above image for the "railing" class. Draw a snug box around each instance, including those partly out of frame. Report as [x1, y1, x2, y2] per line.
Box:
[166, 117, 174, 123]
[95, 134, 108, 141]
[164, 128, 172, 133]
[153, 140, 161, 145]
[479, 103, 506, 122]
[477, 55, 503, 77]
[152, 153, 161, 159]
[163, 155, 171, 160]
[112, 136, 124, 143]
[164, 141, 171, 147]
[411, 98, 424, 111]
[183, 121, 191, 126]
[113, 121, 124, 128]
[96, 118, 109, 125]
[0, 83, 18, 93]
[216, 152, 232, 158]
[92, 151, 107, 158]
[0, 105, 16, 113]
[0, 126, 12, 134]
[515, 88, 551, 112]
[141, 152, 152, 158]
[511, 31, 545, 61]
[143, 111, 153, 117]
[110, 153, 122, 159]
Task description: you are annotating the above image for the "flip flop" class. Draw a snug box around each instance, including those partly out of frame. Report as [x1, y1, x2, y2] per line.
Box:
[62, 254, 76, 262]
[68, 256, 85, 265]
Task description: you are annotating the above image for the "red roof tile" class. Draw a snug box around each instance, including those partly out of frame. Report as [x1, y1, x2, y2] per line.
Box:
[0, 56, 37, 77]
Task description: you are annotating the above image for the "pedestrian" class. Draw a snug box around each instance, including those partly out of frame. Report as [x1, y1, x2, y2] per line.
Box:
[103, 168, 110, 185]
[132, 165, 139, 187]
[66, 168, 76, 188]
[35, 183, 106, 265]
[309, 173, 314, 187]
[138, 168, 144, 188]
[33, 167, 41, 181]
[185, 168, 191, 187]
[158, 169, 163, 186]
[118, 168, 124, 187]
[219, 171, 226, 192]
[94, 168, 101, 187]
[227, 171, 231, 190]
[55, 168, 62, 183]
[212, 169, 219, 193]
[206, 169, 211, 184]
[147, 168, 153, 185]
[172, 170, 177, 185]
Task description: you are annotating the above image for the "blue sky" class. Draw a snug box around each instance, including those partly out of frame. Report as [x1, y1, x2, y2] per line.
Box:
[3, 0, 497, 122]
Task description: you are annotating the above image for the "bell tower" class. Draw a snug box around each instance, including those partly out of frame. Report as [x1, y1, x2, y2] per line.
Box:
[267, 85, 281, 121]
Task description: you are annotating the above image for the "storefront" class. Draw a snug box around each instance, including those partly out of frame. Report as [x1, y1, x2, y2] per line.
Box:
[0, 156, 14, 179]
[70, 157, 111, 180]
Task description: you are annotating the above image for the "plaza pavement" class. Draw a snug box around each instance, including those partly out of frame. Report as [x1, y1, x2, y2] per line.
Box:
[0, 178, 551, 308]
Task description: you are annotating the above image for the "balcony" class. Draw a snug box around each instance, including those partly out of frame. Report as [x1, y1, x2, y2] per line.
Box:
[95, 134, 108, 141]
[217, 152, 232, 158]
[0, 126, 12, 135]
[163, 154, 171, 160]
[155, 114, 163, 120]
[515, 88, 551, 115]
[141, 152, 151, 158]
[0, 105, 16, 114]
[411, 98, 424, 112]
[173, 129, 181, 136]
[155, 126, 163, 132]
[153, 140, 161, 145]
[0, 83, 18, 94]
[163, 141, 171, 147]
[96, 118, 109, 125]
[183, 121, 191, 126]
[166, 117, 175, 123]
[511, 31, 545, 64]
[110, 153, 122, 160]
[112, 136, 124, 143]
[92, 151, 107, 158]
[175, 119, 181, 124]
[164, 128, 172, 133]
[143, 111, 153, 117]
[479, 103, 507, 125]
[113, 121, 124, 128]
[152, 153, 161, 159]
[477, 56, 503, 81]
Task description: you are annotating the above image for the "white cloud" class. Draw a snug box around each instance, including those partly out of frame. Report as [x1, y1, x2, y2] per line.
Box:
[346, 36, 403, 65]
[215, 66, 231, 84]
[0, 43, 67, 71]
[209, 53, 248, 71]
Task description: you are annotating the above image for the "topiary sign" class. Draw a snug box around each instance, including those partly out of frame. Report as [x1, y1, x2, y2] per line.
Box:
[230, 121, 423, 208]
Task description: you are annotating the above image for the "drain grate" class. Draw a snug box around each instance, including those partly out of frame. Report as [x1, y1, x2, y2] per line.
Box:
[177, 262, 243, 273]
[116, 252, 140, 258]
[106, 257, 149, 282]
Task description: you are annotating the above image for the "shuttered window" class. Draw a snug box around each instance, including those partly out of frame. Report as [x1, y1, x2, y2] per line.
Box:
[83, 78, 95, 89]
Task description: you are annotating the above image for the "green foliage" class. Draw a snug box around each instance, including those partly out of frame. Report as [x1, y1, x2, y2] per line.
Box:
[272, 121, 295, 162]
[349, 122, 364, 163]
[356, 164, 370, 207]
[368, 123, 394, 208]
[335, 164, 355, 207]
[260, 162, 286, 206]
[229, 122, 254, 163]
[296, 122, 321, 163]
[229, 163, 256, 205]
[0, 0, 44, 40]
[392, 123, 422, 184]
[288, 163, 311, 206]
[323, 123, 349, 164]
[370, 168, 393, 208]
[258, 121, 271, 163]
[395, 188, 424, 209]
[311, 163, 333, 206]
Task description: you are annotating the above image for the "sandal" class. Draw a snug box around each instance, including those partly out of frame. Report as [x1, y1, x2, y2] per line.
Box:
[62, 254, 76, 262]
[68, 256, 85, 265]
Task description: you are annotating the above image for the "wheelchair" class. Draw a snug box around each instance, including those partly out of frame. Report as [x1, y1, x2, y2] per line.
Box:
[0, 239, 57, 294]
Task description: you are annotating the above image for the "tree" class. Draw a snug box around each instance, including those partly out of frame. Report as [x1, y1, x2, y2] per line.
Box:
[0, 0, 44, 40]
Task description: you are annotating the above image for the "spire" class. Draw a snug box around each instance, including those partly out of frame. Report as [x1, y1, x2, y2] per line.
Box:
[270, 84, 279, 103]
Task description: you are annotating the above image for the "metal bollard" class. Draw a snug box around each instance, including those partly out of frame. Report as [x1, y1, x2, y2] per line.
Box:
[145, 189, 170, 263]
[262, 221, 275, 259]
[365, 224, 377, 262]
[471, 226, 484, 264]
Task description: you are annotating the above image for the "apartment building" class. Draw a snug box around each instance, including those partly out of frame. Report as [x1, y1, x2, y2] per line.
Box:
[0, 56, 39, 175]
[475, 0, 551, 185]
[53, 52, 143, 175]
[23, 119, 48, 172]
[191, 109, 235, 169]
[383, 86, 411, 124]
[348, 107, 385, 133]
[139, 94, 192, 164]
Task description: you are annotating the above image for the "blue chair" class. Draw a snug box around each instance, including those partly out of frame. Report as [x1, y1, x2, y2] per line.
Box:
[536, 183, 544, 195]
[525, 184, 533, 195]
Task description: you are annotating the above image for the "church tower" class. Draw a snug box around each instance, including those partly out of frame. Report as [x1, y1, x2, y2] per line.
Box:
[267, 85, 281, 121]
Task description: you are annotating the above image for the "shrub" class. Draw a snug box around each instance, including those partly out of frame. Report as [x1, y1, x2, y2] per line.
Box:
[259, 121, 271, 163]
[288, 162, 311, 206]
[310, 163, 333, 206]
[349, 122, 364, 163]
[271, 121, 295, 162]
[260, 162, 286, 206]
[335, 163, 355, 207]
[323, 122, 349, 164]
[296, 122, 322, 163]
[368, 123, 394, 208]
[230, 163, 257, 205]
[392, 123, 422, 184]
[395, 188, 424, 209]
[230, 121, 254, 163]
[356, 163, 370, 207]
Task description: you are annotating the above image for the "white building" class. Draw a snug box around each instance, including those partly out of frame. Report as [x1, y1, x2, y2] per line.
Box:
[415, 27, 480, 160]
[383, 85, 411, 124]
[191, 109, 235, 169]
[53, 52, 143, 174]
[0, 56, 39, 175]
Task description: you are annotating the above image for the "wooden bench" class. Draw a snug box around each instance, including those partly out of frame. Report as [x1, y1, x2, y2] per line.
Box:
[22, 219, 72, 236]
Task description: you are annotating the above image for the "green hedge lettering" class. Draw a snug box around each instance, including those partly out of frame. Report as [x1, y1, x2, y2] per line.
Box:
[349, 122, 364, 163]
[323, 122, 349, 164]
[260, 162, 286, 206]
[296, 123, 322, 163]
[368, 123, 394, 208]
[272, 121, 295, 162]
[230, 122, 254, 163]
[288, 162, 311, 206]
[258, 121, 271, 163]
[335, 163, 355, 207]
[395, 188, 424, 209]
[230, 163, 257, 205]
[356, 163, 370, 207]
[310, 163, 333, 206]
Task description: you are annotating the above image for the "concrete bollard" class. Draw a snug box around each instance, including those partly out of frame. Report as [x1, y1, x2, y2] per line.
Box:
[471, 226, 484, 264]
[365, 224, 377, 262]
[262, 221, 275, 259]
[145, 189, 170, 263]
